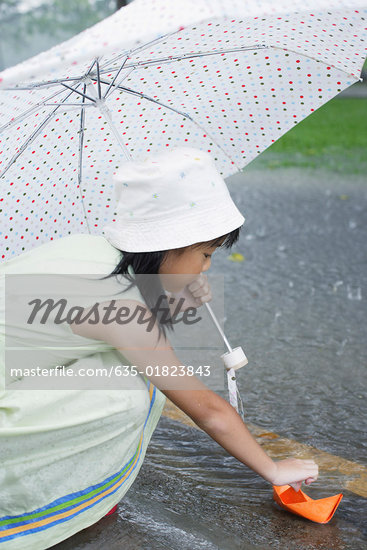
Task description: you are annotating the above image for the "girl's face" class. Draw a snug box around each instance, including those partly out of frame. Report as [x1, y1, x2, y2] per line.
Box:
[159, 240, 223, 292]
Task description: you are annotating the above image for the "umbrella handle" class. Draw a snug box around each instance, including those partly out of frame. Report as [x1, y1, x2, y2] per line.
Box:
[204, 302, 248, 370]
[204, 301, 232, 352]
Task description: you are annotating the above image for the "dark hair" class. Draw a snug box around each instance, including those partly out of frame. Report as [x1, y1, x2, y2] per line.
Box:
[99, 227, 242, 343]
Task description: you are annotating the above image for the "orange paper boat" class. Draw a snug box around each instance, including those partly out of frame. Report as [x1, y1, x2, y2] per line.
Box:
[273, 485, 343, 524]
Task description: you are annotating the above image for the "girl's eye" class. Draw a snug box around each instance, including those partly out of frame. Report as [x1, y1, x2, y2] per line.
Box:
[204, 254, 212, 259]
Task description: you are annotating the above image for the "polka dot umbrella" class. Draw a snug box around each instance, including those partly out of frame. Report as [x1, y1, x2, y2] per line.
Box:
[0, 0, 366, 260]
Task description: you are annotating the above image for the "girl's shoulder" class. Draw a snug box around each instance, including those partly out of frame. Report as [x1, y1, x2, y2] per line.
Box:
[1, 233, 121, 272]
[35, 233, 113, 253]
[56, 233, 120, 252]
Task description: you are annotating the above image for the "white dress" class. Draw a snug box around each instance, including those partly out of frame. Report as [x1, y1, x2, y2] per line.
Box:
[0, 234, 166, 549]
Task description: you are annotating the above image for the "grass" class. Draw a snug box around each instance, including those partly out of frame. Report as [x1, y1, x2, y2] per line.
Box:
[249, 97, 367, 175]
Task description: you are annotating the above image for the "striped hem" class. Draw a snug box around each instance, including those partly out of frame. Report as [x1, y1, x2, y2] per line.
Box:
[0, 381, 156, 543]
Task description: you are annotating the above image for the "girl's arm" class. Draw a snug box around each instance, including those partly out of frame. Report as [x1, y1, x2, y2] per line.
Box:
[70, 299, 318, 488]
[163, 387, 318, 488]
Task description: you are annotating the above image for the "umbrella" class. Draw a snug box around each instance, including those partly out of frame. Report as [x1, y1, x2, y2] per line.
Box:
[0, 0, 366, 261]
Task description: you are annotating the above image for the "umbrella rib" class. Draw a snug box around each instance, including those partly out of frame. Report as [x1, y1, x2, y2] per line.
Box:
[3, 78, 83, 90]
[86, 58, 97, 76]
[0, 87, 77, 179]
[189, 117, 241, 171]
[92, 78, 193, 120]
[101, 44, 267, 73]
[93, 78, 238, 170]
[6, 41, 359, 94]
[99, 27, 188, 72]
[61, 83, 96, 103]
[121, 87, 193, 119]
[99, 103, 133, 161]
[96, 59, 102, 99]
[43, 103, 93, 107]
[4, 61, 98, 92]
[0, 88, 67, 133]
[271, 44, 361, 81]
[103, 56, 129, 99]
[77, 83, 91, 233]
[104, 67, 135, 100]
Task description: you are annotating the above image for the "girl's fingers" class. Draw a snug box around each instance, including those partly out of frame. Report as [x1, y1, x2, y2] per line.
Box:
[194, 293, 212, 305]
[189, 278, 206, 290]
[191, 287, 208, 298]
[296, 459, 316, 467]
[304, 477, 316, 485]
[298, 460, 318, 476]
[273, 458, 319, 489]
[189, 282, 211, 300]
[303, 463, 318, 470]
[189, 273, 207, 291]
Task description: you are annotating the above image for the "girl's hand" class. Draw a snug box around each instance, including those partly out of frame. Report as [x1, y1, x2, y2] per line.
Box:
[166, 273, 212, 314]
[269, 458, 319, 491]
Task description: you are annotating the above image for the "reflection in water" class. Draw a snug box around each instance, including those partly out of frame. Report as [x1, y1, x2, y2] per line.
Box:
[53, 417, 366, 550]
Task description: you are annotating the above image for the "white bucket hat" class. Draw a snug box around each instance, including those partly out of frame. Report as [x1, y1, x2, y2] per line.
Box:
[102, 146, 245, 252]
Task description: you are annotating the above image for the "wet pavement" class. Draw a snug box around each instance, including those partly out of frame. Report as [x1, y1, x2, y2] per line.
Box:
[51, 415, 367, 550]
[52, 167, 367, 550]
[225, 168, 367, 467]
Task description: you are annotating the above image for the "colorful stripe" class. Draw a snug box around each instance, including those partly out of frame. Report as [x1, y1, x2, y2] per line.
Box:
[0, 381, 156, 543]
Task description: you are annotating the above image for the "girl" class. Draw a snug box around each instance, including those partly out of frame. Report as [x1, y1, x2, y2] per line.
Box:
[0, 146, 318, 549]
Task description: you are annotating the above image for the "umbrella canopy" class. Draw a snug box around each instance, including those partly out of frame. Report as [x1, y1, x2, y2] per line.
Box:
[0, 0, 366, 260]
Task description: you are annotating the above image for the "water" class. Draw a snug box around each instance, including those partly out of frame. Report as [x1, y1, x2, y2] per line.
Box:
[52, 417, 367, 550]
[225, 168, 367, 467]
